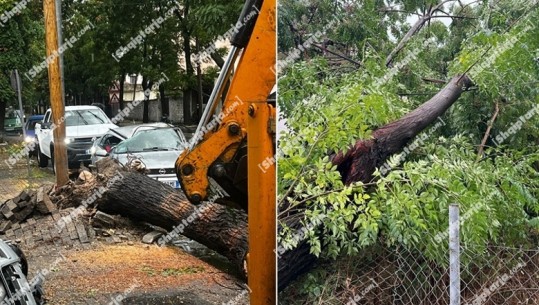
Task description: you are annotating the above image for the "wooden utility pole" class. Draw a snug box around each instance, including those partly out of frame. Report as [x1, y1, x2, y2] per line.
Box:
[43, 0, 69, 185]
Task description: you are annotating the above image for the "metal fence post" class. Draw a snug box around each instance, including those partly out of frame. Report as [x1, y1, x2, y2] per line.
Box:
[449, 203, 460, 305]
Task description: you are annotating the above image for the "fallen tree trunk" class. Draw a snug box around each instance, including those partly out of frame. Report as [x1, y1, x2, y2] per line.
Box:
[278, 75, 473, 291]
[71, 158, 249, 279]
[333, 74, 473, 184]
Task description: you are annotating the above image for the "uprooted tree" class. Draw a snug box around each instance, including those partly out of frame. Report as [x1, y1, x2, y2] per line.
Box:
[44, 158, 249, 278]
[277, 0, 539, 298]
[278, 74, 473, 290]
[39, 74, 472, 289]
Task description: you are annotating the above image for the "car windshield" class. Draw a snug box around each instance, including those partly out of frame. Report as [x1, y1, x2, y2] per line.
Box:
[114, 128, 187, 153]
[26, 120, 40, 130]
[64, 109, 109, 126]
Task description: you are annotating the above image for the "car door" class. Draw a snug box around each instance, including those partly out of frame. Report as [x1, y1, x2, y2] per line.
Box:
[36, 110, 52, 157]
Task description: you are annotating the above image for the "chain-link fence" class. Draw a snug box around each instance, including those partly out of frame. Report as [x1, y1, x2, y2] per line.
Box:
[334, 239, 539, 305]
[280, 204, 539, 305]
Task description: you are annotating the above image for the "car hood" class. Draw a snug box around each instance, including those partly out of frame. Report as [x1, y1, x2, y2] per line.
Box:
[66, 124, 118, 138]
[114, 150, 182, 169]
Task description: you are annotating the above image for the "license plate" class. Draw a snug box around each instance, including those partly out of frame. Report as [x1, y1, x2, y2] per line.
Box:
[161, 180, 180, 189]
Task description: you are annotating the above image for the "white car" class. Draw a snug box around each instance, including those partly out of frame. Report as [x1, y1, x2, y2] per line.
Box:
[35, 106, 117, 169]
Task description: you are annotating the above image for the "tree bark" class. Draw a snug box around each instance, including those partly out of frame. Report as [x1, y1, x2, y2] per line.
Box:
[75, 158, 248, 278]
[333, 74, 472, 184]
[210, 52, 224, 69]
[0, 100, 5, 133]
[119, 72, 126, 111]
[196, 38, 204, 121]
[159, 83, 169, 119]
[141, 76, 153, 123]
[183, 90, 193, 124]
[181, 1, 195, 125]
[278, 74, 473, 291]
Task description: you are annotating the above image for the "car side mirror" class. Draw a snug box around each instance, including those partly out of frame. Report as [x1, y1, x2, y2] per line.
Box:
[40, 122, 51, 129]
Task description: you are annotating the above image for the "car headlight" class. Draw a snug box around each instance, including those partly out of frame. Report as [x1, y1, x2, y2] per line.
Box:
[24, 136, 34, 143]
[90, 146, 97, 155]
[64, 137, 73, 144]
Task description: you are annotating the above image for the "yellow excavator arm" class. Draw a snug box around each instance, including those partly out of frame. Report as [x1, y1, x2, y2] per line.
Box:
[175, 0, 276, 304]
[176, 0, 275, 209]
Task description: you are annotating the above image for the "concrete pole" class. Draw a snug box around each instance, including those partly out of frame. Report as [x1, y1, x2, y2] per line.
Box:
[449, 203, 460, 305]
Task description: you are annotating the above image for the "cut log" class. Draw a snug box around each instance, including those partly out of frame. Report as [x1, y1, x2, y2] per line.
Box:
[278, 74, 473, 291]
[69, 158, 249, 279]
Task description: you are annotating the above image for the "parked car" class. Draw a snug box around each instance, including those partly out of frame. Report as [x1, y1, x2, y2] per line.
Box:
[89, 122, 172, 165]
[108, 125, 188, 189]
[24, 115, 45, 157]
[35, 106, 117, 169]
[0, 239, 44, 304]
[4, 109, 23, 133]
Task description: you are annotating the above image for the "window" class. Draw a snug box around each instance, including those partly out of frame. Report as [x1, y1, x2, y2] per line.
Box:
[100, 135, 122, 153]
[115, 128, 186, 153]
[43, 111, 51, 123]
[65, 109, 110, 126]
[26, 120, 40, 131]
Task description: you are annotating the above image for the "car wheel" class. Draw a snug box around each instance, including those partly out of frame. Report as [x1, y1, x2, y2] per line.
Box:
[29, 139, 38, 158]
[37, 144, 49, 168]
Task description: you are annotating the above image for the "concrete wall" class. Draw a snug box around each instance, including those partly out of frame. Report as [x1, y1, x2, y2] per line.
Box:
[116, 97, 185, 124]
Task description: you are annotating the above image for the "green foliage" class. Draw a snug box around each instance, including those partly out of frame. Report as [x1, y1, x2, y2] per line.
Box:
[0, 0, 44, 109]
[279, 0, 539, 299]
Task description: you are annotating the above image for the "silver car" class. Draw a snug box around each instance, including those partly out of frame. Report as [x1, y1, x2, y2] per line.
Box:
[105, 125, 188, 189]
[0, 239, 43, 304]
[89, 123, 173, 165]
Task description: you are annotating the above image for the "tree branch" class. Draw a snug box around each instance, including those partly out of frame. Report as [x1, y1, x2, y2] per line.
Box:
[422, 77, 447, 84]
[477, 101, 500, 161]
[385, 0, 455, 67]
[311, 44, 362, 67]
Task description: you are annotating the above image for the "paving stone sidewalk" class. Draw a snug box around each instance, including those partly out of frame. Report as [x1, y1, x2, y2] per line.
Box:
[0, 209, 95, 250]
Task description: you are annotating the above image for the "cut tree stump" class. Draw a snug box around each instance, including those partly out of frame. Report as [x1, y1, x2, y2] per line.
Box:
[278, 75, 473, 291]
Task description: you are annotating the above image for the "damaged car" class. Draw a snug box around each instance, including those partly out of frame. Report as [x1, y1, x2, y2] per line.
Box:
[0, 239, 44, 304]
[104, 125, 188, 189]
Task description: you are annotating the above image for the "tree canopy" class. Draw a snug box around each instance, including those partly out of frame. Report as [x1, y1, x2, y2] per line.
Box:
[0, 0, 244, 125]
[278, 0, 539, 300]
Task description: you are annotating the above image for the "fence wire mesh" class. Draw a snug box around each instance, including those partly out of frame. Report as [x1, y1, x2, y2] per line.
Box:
[334, 243, 539, 305]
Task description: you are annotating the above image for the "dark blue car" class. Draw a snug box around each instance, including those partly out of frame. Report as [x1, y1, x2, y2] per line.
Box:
[24, 115, 44, 156]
